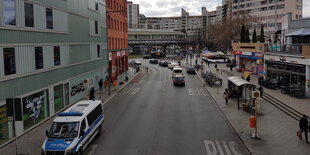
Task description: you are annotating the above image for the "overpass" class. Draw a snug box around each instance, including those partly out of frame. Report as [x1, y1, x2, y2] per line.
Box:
[128, 28, 188, 54]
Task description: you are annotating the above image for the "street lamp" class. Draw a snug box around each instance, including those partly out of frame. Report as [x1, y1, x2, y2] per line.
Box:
[106, 9, 127, 95]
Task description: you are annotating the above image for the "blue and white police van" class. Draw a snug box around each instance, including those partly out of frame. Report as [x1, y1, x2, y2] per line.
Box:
[42, 100, 104, 155]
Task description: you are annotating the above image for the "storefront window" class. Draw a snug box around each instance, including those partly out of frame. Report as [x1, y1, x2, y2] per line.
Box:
[0, 105, 9, 145]
[22, 90, 49, 130]
[54, 84, 64, 112]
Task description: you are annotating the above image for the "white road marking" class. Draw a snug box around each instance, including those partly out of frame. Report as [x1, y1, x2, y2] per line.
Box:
[204, 140, 243, 155]
[188, 88, 208, 96]
[119, 88, 140, 95]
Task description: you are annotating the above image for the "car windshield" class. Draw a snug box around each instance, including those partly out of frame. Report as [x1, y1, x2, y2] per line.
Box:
[174, 70, 182, 73]
[174, 77, 184, 80]
[48, 122, 79, 139]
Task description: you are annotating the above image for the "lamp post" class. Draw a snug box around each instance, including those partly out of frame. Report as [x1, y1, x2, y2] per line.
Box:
[106, 9, 127, 95]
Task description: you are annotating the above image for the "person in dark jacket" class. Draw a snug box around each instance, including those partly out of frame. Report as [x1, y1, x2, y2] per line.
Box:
[246, 75, 251, 82]
[258, 85, 264, 98]
[299, 114, 309, 144]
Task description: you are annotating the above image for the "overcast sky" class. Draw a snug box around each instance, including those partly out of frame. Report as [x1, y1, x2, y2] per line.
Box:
[130, 0, 310, 18]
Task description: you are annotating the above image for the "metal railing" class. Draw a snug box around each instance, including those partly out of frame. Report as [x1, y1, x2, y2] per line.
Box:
[266, 44, 303, 55]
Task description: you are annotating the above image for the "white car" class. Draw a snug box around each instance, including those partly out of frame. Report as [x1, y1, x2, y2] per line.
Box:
[168, 62, 179, 69]
[172, 67, 183, 78]
[133, 60, 142, 65]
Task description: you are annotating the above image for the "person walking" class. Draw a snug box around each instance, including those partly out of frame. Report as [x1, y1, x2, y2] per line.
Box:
[214, 63, 217, 69]
[98, 79, 103, 92]
[223, 88, 229, 104]
[230, 64, 233, 72]
[104, 79, 108, 93]
[246, 75, 251, 82]
[299, 114, 309, 143]
[258, 85, 264, 98]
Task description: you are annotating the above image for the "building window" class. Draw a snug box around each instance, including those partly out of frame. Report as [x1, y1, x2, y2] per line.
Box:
[97, 45, 101, 58]
[95, 21, 98, 34]
[54, 84, 64, 112]
[3, 48, 16, 76]
[35, 47, 43, 69]
[54, 46, 61, 66]
[95, 0, 99, 11]
[3, 0, 16, 26]
[46, 8, 53, 29]
[25, 2, 34, 27]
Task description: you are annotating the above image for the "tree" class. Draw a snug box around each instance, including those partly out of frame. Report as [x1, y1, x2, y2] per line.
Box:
[240, 24, 246, 43]
[260, 25, 265, 43]
[245, 28, 251, 43]
[252, 29, 257, 43]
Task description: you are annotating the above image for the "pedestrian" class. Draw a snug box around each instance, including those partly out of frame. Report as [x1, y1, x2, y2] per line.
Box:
[246, 75, 251, 82]
[230, 64, 233, 72]
[104, 79, 108, 92]
[195, 59, 198, 65]
[299, 114, 309, 144]
[223, 88, 229, 104]
[89, 87, 95, 100]
[258, 85, 264, 98]
[207, 61, 210, 67]
[98, 79, 103, 91]
[215, 63, 217, 69]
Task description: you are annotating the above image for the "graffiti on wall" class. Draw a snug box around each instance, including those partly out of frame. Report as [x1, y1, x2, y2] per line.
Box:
[24, 95, 45, 122]
[71, 83, 85, 96]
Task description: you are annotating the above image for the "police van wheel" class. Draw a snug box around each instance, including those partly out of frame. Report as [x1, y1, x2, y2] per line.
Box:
[96, 125, 102, 137]
[76, 148, 83, 155]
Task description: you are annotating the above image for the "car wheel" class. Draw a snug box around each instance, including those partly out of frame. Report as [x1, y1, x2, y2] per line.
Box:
[76, 148, 83, 155]
[96, 124, 102, 137]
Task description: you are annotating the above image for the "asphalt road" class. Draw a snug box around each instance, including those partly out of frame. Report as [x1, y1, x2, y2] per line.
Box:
[86, 60, 249, 155]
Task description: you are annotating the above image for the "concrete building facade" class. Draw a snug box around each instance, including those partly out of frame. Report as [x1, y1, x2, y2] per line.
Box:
[127, 1, 139, 28]
[232, 0, 303, 41]
[0, 0, 107, 146]
[106, 0, 129, 82]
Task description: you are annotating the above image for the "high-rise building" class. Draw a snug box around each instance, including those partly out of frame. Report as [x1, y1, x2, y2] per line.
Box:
[0, 0, 107, 145]
[127, 1, 139, 28]
[232, 0, 303, 41]
[106, 0, 129, 81]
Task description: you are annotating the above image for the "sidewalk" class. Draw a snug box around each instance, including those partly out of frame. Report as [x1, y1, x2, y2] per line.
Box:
[0, 67, 138, 155]
[194, 59, 310, 155]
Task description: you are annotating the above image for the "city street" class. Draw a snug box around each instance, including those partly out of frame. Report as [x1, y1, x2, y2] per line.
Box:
[85, 61, 249, 155]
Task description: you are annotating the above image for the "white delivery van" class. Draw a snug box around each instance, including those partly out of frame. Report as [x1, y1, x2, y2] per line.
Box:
[42, 100, 104, 155]
[172, 67, 183, 78]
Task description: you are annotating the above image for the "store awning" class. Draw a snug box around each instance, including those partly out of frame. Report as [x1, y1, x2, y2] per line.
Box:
[228, 76, 253, 87]
[285, 28, 310, 36]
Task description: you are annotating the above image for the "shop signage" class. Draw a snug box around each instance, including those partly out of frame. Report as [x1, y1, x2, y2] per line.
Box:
[255, 53, 263, 57]
[279, 56, 287, 62]
[71, 83, 85, 96]
[117, 51, 121, 56]
[242, 52, 252, 56]
[121, 50, 126, 56]
[233, 51, 242, 55]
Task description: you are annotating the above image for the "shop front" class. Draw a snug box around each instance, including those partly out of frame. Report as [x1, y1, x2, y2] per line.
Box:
[264, 54, 310, 97]
[233, 51, 264, 75]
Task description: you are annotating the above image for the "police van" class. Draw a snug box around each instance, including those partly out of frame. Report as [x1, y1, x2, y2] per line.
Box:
[42, 100, 104, 155]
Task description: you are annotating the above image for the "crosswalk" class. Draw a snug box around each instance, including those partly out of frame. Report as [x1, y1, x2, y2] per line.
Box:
[204, 140, 243, 155]
[118, 88, 140, 95]
[188, 88, 209, 96]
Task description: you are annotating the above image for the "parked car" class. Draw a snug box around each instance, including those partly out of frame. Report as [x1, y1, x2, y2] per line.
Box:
[133, 60, 142, 65]
[173, 75, 185, 86]
[149, 59, 159, 64]
[162, 61, 169, 67]
[159, 61, 164, 66]
[168, 62, 178, 69]
[143, 55, 152, 59]
[186, 67, 196, 74]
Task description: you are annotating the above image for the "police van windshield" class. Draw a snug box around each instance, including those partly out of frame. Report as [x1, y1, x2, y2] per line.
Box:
[48, 122, 79, 138]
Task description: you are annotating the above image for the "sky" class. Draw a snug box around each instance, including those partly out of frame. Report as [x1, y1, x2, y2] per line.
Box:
[130, 0, 310, 18]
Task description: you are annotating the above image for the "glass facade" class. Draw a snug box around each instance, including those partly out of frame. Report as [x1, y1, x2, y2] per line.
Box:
[22, 90, 49, 130]
[54, 84, 64, 112]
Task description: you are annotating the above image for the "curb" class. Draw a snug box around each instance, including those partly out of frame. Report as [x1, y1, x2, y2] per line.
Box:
[196, 72, 253, 155]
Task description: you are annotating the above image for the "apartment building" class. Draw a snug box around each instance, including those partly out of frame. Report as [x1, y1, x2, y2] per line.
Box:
[127, 1, 139, 28]
[232, 0, 303, 40]
[106, 0, 129, 81]
[0, 0, 107, 146]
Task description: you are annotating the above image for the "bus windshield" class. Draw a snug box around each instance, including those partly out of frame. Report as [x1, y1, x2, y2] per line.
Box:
[48, 122, 79, 139]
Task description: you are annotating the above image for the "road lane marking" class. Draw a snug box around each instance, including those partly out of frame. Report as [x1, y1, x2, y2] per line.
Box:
[204, 140, 242, 155]
[188, 88, 208, 96]
[118, 88, 140, 95]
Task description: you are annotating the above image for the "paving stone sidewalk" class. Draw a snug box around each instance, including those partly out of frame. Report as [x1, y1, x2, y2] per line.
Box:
[194, 59, 310, 155]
